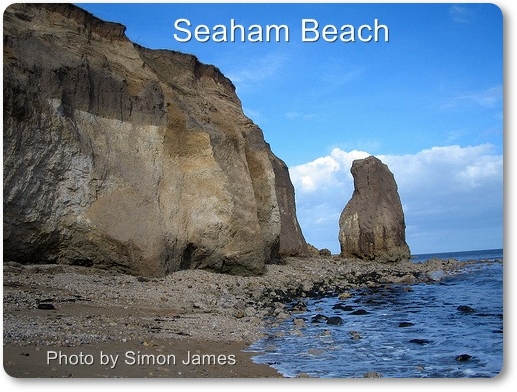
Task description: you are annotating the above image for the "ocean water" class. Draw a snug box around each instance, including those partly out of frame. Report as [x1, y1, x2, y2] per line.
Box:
[247, 249, 503, 378]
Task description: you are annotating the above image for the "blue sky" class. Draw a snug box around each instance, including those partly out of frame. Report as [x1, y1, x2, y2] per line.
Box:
[76, 2, 504, 255]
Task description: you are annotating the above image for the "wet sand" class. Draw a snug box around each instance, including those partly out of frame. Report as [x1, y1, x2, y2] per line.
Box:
[4, 339, 280, 378]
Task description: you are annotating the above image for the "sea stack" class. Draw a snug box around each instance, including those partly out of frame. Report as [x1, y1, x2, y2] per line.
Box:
[3, 3, 309, 277]
[338, 156, 410, 262]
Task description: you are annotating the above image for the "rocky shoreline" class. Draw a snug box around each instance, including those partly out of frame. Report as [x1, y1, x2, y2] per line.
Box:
[3, 255, 476, 378]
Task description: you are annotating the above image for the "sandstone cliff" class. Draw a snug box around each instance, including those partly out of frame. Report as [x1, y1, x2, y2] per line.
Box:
[3, 3, 309, 276]
[339, 156, 410, 262]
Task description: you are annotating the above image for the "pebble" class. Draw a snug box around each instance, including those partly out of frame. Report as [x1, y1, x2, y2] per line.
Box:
[37, 303, 55, 310]
[326, 316, 344, 325]
[363, 371, 382, 378]
[457, 305, 476, 313]
[338, 292, 351, 300]
[308, 348, 325, 355]
[4, 256, 466, 347]
[350, 309, 369, 315]
[409, 339, 431, 345]
[349, 331, 361, 340]
[293, 318, 306, 327]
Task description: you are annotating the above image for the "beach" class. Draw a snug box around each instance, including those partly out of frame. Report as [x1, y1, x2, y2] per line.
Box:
[3, 256, 463, 378]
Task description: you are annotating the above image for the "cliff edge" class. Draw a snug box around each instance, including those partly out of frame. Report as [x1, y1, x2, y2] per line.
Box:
[3, 3, 309, 276]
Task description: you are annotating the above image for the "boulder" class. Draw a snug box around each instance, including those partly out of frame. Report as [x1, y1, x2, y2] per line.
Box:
[409, 339, 431, 345]
[455, 354, 472, 361]
[457, 305, 476, 313]
[3, 3, 309, 277]
[339, 156, 410, 262]
[319, 248, 332, 257]
[326, 316, 344, 325]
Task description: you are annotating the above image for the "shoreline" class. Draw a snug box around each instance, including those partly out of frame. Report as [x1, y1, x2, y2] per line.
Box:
[3, 255, 482, 378]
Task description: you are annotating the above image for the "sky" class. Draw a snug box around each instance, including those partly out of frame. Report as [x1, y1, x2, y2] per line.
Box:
[74, 1, 504, 255]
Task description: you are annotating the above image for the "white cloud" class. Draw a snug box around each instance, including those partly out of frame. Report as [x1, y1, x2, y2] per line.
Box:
[449, 4, 476, 23]
[226, 51, 288, 89]
[377, 144, 502, 193]
[290, 144, 503, 254]
[284, 111, 319, 121]
[290, 148, 369, 192]
[442, 85, 502, 109]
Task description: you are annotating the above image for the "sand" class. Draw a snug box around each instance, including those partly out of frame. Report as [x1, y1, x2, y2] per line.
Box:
[3, 339, 280, 378]
[3, 256, 465, 378]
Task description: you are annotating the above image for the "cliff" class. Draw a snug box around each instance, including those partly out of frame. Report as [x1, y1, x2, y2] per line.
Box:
[3, 3, 309, 276]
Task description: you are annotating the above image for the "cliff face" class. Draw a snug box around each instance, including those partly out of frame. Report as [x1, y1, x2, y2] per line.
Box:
[3, 3, 309, 276]
[338, 156, 410, 262]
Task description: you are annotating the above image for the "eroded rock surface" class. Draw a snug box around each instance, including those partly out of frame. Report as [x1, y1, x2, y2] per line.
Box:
[338, 156, 410, 262]
[3, 3, 308, 276]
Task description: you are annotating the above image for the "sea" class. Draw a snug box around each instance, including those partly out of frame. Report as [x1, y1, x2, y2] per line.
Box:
[246, 249, 503, 378]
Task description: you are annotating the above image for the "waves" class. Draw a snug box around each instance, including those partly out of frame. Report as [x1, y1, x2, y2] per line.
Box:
[248, 249, 503, 378]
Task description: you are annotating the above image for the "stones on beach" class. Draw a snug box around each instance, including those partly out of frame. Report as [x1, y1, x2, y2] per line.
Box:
[332, 303, 354, 311]
[428, 270, 445, 281]
[4, 241, 473, 358]
[319, 248, 332, 257]
[310, 314, 345, 325]
[37, 303, 55, 310]
[397, 274, 416, 284]
[349, 331, 361, 340]
[288, 300, 308, 312]
[363, 371, 383, 378]
[338, 291, 352, 300]
[293, 318, 306, 327]
[409, 339, 431, 345]
[338, 156, 411, 262]
[455, 354, 472, 361]
[457, 305, 475, 313]
[326, 316, 344, 326]
[311, 314, 328, 323]
[350, 309, 369, 315]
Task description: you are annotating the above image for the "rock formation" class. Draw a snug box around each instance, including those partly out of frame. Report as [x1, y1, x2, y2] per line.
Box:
[338, 156, 410, 262]
[3, 3, 309, 277]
